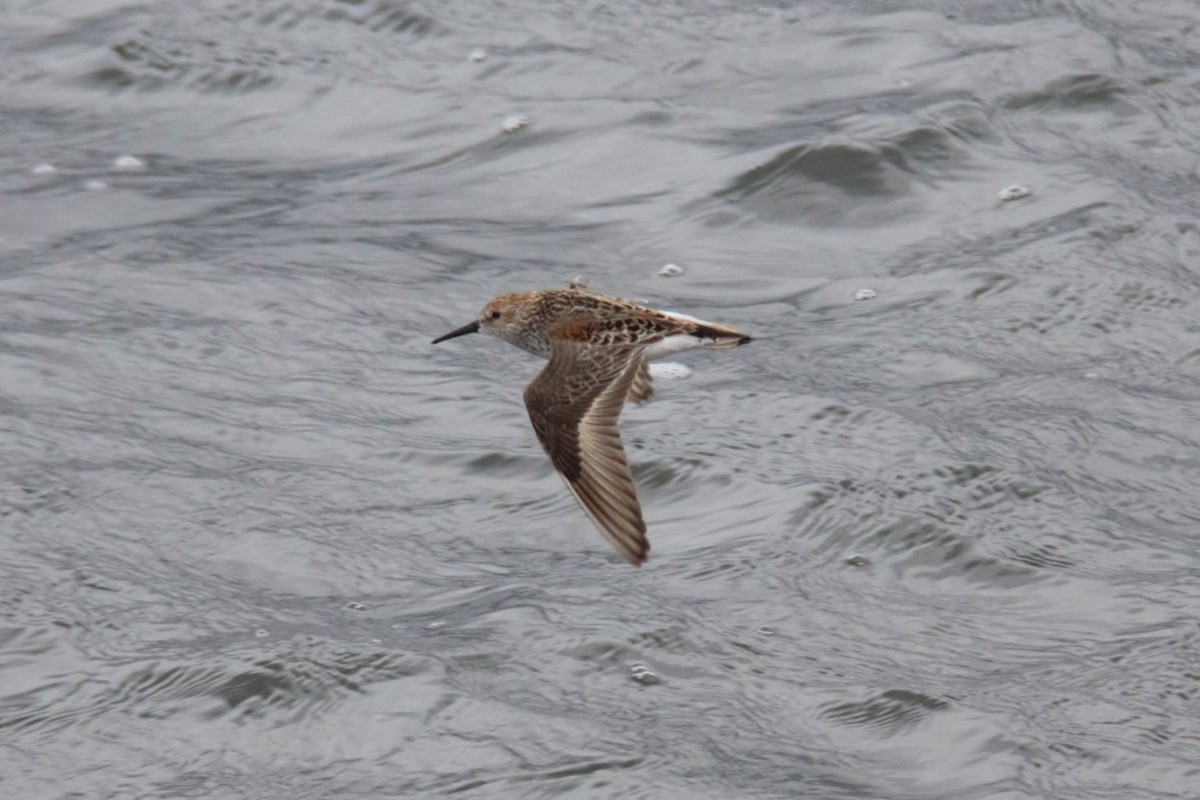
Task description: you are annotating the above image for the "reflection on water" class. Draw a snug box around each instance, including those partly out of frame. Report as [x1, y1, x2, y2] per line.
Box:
[2, 1, 1199, 798]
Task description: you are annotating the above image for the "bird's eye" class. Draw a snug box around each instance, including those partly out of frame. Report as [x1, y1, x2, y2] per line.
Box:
[491, 311, 502, 320]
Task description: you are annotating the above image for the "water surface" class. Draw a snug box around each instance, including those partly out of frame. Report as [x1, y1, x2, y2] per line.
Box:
[2, 1, 1198, 798]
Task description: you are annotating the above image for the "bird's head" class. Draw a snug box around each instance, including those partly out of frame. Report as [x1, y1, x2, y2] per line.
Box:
[431, 292, 540, 348]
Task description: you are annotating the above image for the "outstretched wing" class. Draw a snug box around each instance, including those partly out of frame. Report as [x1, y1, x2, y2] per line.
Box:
[523, 339, 648, 565]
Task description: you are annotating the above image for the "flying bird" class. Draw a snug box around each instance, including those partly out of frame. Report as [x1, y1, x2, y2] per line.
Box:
[432, 281, 751, 565]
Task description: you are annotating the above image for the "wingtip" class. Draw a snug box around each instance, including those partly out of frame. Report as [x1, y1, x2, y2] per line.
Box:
[737, 335, 753, 346]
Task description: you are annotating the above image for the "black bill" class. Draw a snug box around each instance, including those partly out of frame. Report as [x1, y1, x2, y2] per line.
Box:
[431, 321, 480, 344]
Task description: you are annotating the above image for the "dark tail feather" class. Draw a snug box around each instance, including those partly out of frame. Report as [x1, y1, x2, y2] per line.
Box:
[691, 322, 752, 350]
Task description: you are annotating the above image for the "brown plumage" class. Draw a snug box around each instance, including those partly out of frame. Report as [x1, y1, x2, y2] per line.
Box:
[432, 282, 752, 565]
[627, 356, 654, 405]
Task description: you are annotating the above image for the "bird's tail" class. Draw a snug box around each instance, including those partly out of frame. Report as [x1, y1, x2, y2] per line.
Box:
[676, 317, 753, 350]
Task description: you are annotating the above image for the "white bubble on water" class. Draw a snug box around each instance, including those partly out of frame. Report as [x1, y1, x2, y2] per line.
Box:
[649, 362, 692, 380]
[501, 115, 530, 133]
[628, 662, 662, 685]
[998, 184, 1031, 201]
[113, 154, 146, 169]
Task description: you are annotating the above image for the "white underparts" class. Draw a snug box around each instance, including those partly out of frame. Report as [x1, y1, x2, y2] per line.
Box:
[644, 333, 710, 360]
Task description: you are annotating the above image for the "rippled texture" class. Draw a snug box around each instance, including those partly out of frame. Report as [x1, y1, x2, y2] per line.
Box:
[2, 1, 1199, 798]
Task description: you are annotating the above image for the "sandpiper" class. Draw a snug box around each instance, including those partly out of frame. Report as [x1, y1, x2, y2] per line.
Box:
[432, 281, 752, 565]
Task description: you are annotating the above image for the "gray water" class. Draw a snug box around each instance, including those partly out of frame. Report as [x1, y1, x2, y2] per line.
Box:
[2, 1, 1198, 798]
